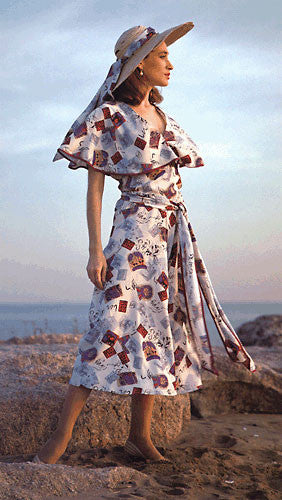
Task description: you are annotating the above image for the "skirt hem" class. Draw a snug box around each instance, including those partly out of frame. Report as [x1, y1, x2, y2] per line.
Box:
[68, 380, 203, 396]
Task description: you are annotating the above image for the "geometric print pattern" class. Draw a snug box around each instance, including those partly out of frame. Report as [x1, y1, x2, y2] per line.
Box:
[53, 100, 205, 176]
[69, 158, 256, 395]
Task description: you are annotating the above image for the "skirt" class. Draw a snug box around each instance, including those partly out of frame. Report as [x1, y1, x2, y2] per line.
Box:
[69, 191, 256, 395]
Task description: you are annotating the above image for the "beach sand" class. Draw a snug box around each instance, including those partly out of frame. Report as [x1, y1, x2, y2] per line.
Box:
[5, 413, 281, 499]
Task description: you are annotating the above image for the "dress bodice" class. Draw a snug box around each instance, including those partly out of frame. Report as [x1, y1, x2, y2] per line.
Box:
[113, 121, 185, 204]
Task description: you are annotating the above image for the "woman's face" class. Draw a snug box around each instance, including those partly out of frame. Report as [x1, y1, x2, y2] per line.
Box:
[139, 40, 173, 88]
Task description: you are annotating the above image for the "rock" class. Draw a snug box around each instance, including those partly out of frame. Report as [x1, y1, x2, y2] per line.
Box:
[0, 343, 190, 457]
[190, 346, 282, 418]
[237, 314, 282, 347]
[0, 462, 148, 500]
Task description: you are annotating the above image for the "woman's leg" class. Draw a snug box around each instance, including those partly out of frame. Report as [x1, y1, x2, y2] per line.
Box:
[127, 394, 166, 460]
[37, 384, 91, 464]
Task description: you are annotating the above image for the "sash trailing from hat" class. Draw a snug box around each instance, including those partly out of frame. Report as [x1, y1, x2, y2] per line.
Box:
[53, 26, 157, 163]
[53, 100, 204, 176]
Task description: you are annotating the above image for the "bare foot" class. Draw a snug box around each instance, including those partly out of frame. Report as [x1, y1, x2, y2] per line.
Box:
[127, 435, 167, 461]
[37, 429, 72, 464]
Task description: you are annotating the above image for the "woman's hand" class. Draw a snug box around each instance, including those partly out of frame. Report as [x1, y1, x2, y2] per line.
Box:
[86, 250, 107, 289]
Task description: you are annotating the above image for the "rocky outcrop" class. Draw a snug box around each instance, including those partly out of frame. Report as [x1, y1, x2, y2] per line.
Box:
[0, 463, 149, 500]
[0, 343, 190, 457]
[237, 314, 282, 347]
[190, 345, 282, 418]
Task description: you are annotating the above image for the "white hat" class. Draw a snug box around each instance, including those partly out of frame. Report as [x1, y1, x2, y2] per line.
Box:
[113, 22, 194, 91]
[53, 22, 194, 162]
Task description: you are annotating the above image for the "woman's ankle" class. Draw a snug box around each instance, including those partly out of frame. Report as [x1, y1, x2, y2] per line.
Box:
[128, 432, 152, 444]
[37, 428, 72, 464]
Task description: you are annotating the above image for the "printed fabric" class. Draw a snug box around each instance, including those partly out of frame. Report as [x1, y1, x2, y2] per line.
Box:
[62, 109, 256, 395]
[53, 100, 204, 174]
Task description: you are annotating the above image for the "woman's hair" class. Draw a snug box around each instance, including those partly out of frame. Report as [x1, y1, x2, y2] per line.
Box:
[112, 66, 163, 105]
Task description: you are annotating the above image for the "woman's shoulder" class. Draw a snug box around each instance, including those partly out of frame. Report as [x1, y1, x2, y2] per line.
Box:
[86, 100, 128, 127]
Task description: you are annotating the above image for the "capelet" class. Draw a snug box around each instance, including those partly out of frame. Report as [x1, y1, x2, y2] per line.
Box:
[53, 100, 204, 177]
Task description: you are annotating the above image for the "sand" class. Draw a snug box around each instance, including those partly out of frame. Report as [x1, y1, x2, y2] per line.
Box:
[5, 413, 281, 500]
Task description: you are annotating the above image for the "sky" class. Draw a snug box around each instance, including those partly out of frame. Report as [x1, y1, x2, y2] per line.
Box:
[1, 0, 281, 303]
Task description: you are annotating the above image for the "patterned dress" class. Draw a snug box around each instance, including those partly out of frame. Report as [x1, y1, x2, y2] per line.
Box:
[54, 100, 256, 395]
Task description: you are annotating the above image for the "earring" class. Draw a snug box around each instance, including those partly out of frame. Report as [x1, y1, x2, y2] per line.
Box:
[139, 68, 144, 76]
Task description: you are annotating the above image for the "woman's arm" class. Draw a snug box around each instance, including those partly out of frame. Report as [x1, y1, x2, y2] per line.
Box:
[86, 168, 107, 290]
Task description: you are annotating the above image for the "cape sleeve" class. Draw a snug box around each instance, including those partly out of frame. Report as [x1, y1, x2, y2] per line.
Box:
[166, 116, 205, 169]
[52, 105, 119, 176]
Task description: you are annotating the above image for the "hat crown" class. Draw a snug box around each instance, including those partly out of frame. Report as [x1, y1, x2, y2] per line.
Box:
[114, 25, 147, 59]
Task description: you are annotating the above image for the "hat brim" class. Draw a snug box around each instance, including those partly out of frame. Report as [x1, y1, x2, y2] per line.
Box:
[112, 22, 194, 92]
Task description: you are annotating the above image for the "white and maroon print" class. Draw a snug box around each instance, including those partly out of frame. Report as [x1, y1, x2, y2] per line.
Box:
[54, 101, 256, 395]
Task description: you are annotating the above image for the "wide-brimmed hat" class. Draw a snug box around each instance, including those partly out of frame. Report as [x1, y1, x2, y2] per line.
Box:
[53, 22, 194, 163]
[113, 22, 194, 91]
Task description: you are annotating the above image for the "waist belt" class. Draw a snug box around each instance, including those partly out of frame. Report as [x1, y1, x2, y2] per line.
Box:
[120, 192, 188, 215]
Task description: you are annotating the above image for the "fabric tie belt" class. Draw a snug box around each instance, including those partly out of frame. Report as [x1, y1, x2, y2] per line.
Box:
[116, 192, 256, 374]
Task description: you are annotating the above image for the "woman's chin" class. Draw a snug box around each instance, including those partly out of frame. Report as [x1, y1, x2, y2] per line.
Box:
[158, 81, 169, 87]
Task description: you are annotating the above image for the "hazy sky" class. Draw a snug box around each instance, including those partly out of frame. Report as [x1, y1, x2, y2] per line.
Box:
[1, 0, 281, 302]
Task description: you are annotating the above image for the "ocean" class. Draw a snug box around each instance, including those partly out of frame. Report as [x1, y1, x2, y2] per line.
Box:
[0, 301, 280, 345]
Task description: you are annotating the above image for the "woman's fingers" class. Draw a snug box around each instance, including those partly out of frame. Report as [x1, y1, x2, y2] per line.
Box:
[87, 267, 103, 289]
[93, 269, 104, 289]
[86, 253, 107, 289]
[101, 263, 107, 286]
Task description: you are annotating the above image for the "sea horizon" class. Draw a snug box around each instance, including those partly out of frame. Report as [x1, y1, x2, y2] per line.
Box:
[0, 300, 281, 344]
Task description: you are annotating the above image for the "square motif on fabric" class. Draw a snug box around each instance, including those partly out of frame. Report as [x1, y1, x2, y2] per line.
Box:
[104, 284, 123, 302]
[163, 130, 175, 142]
[118, 335, 130, 351]
[186, 355, 192, 368]
[158, 208, 167, 219]
[105, 371, 118, 384]
[173, 378, 180, 390]
[103, 346, 116, 358]
[150, 224, 161, 237]
[141, 163, 153, 173]
[164, 184, 177, 199]
[180, 154, 192, 165]
[137, 324, 148, 338]
[95, 120, 105, 132]
[160, 226, 168, 242]
[158, 289, 168, 301]
[102, 330, 119, 346]
[174, 346, 185, 366]
[111, 111, 126, 128]
[121, 238, 135, 250]
[105, 268, 113, 282]
[118, 300, 128, 312]
[102, 107, 111, 119]
[118, 350, 130, 364]
[169, 212, 176, 226]
[117, 269, 128, 280]
[149, 131, 161, 148]
[169, 363, 175, 375]
[73, 122, 87, 139]
[168, 303, 174, 313]
[133, 356, 143, 369]
[111, 151, 123, 164]
[118, 371, 138, 386]
[157, 271, 169, 290]
[134, 137, 147, 150]
[132, 387, 143, 394]
[160, 317, 170, 329]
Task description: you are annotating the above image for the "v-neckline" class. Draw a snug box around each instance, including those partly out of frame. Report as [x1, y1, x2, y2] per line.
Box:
[118, 101, 167, 136]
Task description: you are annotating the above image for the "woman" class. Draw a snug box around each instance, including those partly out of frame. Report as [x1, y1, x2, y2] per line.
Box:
[33, 23, 255, 465]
